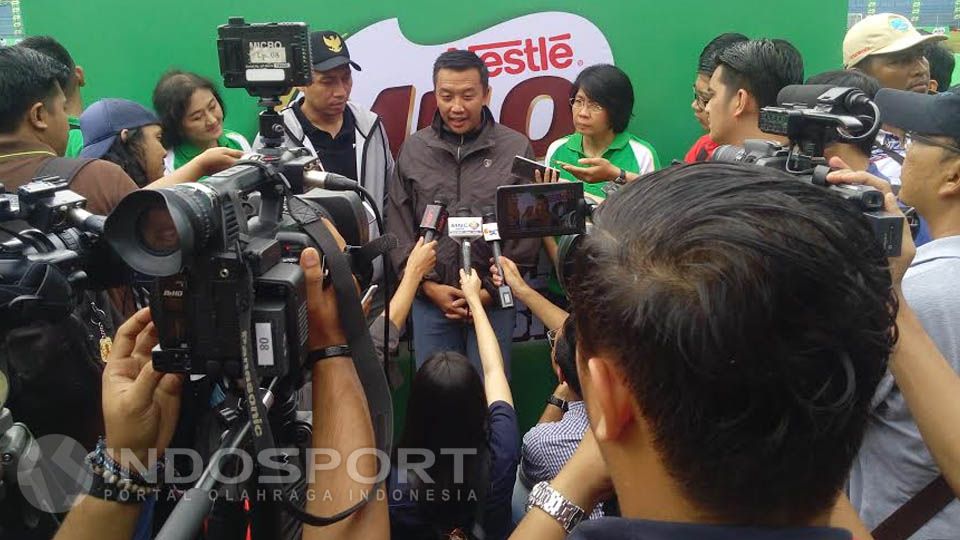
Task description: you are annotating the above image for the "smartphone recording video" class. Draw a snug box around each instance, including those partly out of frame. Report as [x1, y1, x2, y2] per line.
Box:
[496, 183, 586, 239]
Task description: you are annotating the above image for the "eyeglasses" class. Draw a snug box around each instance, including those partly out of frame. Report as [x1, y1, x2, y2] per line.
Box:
[569, 97, 604, 113]
[693, 89, 712, 110]
[547, 328, 559, 349]
[904, 132, 960, 156]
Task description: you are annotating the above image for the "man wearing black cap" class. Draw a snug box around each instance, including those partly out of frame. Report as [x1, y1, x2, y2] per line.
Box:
[255, 30, 393, 310]
[829, 87, 960, 537]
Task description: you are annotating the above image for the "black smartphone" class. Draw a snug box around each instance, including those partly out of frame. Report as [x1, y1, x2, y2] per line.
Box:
[496, 183, 586, 239]
[511, 155, 561, 180]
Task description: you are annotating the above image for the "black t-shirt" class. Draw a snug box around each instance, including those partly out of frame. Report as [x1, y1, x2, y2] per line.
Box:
[293, 102, 358, 181]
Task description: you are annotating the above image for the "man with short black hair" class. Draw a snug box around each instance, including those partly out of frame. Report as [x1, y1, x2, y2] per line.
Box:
[685, 32, 748, 162]
[923, 40, 955, 93]
[386, 49, 539, 373]
[704, 39, 804, 146]
[0, 46, 133, 215]
[17, 35, 86, 157]
[511, 162, 898, 539]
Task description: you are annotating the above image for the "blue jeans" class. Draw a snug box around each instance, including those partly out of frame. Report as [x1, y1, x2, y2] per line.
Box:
[412, 296, 515, 377]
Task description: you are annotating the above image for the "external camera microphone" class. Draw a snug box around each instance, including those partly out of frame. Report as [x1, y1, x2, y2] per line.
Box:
[419, 201, 449, 243]
[303, 170, 360, 192]
[482, 211, 513, 309]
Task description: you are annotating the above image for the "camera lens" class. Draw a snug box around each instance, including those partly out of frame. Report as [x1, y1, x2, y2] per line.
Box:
[136, 205, 180, 255]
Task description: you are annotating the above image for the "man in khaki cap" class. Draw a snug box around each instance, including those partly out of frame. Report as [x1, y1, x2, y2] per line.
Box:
[844, 13, 946, 93]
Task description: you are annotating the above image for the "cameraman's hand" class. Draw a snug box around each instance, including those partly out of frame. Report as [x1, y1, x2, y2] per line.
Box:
[194, 147, 244, 177]
[459, 268, 483, 306]
[422, 281, 470, 320]
[406, 237, 438, 281]
[301, 218, 354, 349]
[825, 156, 894, 195]
[826, 156, 916, 285]
[102, 308, 184, 468]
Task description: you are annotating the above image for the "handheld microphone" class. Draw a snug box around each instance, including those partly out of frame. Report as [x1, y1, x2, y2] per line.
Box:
[483, 211, 514, 309]
[419, 201, 449, 243]
[447, 212, 483, 276]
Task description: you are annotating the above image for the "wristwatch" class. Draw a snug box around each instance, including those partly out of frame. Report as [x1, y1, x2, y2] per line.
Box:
[526, 481, 586, 532]
[546, 394, 569, 412]
[613, 167, 628, 185]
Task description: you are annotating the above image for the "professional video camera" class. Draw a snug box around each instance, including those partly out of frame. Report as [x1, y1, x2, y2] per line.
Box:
[0, 176, 118, 324]
[712, 84, 904, 256]
[99, 18, 394, 540]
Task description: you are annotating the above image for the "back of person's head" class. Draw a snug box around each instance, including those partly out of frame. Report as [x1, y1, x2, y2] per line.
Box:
[399, 351, 488, 534]
[805, 69, 881, 156]
[0, 46, 70, 134]
[17, 36, 79, 97]
[554, 316, 582, 397]
[697, 32, 749, 76]
[924, 42, 955, 91]
[569, 163, 894, 525]
[433, 49, 490, 89]
[571, 64, 634, 133]
[152, 70, 226, 148]
[716, 38, 804, 108]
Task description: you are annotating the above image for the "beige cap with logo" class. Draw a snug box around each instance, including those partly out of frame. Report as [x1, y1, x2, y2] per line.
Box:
[843, 13, 946, 68]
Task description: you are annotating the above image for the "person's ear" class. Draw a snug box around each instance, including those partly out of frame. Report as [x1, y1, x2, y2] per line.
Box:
[584, 356, 635, 443]
[27, 101, 48, 131]
[732, 89, 751, 118]
[119, 128, 130, 143]
[483, 85, 492, 106]
[929, 79, 940, 93]
[75, 66, 86, 88]
[939, 155, 960, 197]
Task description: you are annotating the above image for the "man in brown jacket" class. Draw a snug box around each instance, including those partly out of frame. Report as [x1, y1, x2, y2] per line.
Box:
[386, 49, 539, 373]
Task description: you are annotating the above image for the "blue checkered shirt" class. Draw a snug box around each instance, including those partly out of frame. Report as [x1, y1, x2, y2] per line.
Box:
[520, 400, 604, 519]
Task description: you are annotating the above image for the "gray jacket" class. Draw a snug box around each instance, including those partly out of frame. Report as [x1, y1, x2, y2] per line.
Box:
[386, 109, 541, 291]
[255, 99, 394, 282]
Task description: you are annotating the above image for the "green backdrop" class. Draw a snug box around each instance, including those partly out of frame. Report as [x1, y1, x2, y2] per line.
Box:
[21, 0, 847, 164]
[19, 0, 849, 433]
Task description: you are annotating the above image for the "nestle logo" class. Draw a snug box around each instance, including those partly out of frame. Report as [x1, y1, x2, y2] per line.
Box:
[162, 290, 184, 298]
[452, 33, 575, 77]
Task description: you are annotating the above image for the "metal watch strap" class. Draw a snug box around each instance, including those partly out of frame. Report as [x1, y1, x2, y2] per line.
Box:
[526, 481, 586, 533]
[546, 394, 569, 412]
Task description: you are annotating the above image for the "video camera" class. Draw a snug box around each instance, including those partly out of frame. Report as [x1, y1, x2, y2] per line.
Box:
[102, 19, 394, 540]
[712, 84, 904, 256]
[0, 177, 119, 324]
[105, 18, 372, 387]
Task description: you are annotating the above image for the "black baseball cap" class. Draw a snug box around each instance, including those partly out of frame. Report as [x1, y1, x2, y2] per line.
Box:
[309, 30, 361, 72]
[876, 88, 960, 140]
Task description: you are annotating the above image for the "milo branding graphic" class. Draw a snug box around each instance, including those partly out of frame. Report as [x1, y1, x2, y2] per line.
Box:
[345, 12, 614, 157]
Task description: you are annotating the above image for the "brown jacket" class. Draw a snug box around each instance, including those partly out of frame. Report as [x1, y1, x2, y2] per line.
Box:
[386, 110, 540, 290]
[0, 140, 137, 216]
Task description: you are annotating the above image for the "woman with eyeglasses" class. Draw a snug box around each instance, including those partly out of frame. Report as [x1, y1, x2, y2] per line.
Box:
[543, 64, 659, 201]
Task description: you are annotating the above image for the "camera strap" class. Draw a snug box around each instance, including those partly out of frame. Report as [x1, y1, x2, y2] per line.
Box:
[238, 195, 393, 526]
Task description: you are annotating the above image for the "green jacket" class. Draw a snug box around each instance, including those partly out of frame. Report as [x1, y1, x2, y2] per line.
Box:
[544, 131, 660, 200]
